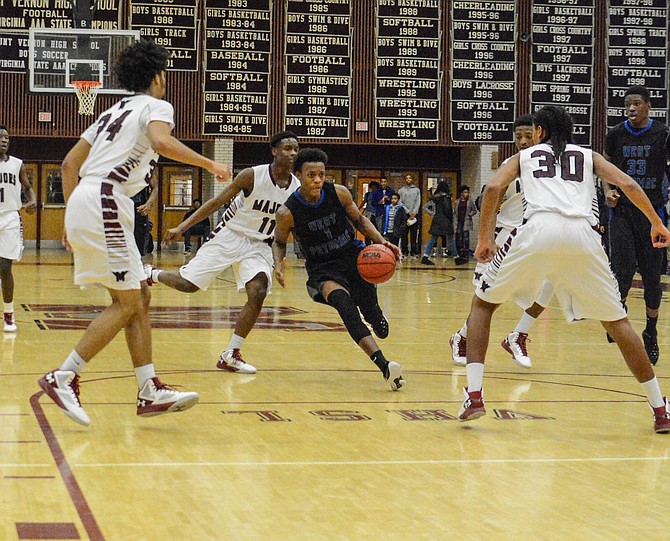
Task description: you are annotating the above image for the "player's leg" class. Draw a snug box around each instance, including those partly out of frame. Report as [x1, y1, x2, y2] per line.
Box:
[502, 281, 554, 368]
[601, 318, 670, 433]
[217, 272, 268, 374]
[323, 281, 403, 390]
[355, 279, 389, 340]
[0, 257, 17, 332]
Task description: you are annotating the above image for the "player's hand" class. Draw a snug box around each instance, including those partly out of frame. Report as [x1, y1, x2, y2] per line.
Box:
[381, 240, 402, 262]
[137, 203, 149, 216]
[210, 162, 232, 182]
[651, 224, 670, 248]
[61, 228, 73, 253]
[606, 189, 620, 208]
[162, 227, 181, 245]
[23, 201, 37, 214]
[474, 238, 496, 263]
[274, 258, 286, 288]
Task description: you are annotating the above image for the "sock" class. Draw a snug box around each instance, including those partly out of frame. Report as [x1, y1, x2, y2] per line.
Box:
[135, 363, 156, 388]
[228, 333, 245, 351]
[645, 314, 658, 336]
[459, 321, 468, 338]
[60, 350, 87, 376]
[4, 302, 14, 314]
[466, 362, 485, 393]
[370, 350, 389, 377]
[514, 312, 537, 334]
[151, 268, 162, 283]
[641, 377, 665, 409]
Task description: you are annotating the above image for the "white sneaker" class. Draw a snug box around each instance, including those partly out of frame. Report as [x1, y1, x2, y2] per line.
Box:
[501, 332, 532, 368]
[217, 349, 257, 374]
[449, 332, 467, 366]
[143, 264, 157, 286]
[3, 312, 17, 332]
[385, 361, 405, 391]
[136, 377, 199, 417]
[38, 369, 90, 426]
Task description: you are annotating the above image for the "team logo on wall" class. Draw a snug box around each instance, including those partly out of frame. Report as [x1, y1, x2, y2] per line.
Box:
[24, 304, 346, 332]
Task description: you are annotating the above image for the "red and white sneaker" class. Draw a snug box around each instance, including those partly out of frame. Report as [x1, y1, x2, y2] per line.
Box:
[449, 332, 467, 366]
[651, 397, 670, 434]
[501, 331, 532, 368]
[38, 369, 90, 426]
[4, 312, 17, 332]
[136, 377, 199, 417]
[458, 387, 486, 422]
[143, 263, 158, 286]
[217, 348, 257, 374]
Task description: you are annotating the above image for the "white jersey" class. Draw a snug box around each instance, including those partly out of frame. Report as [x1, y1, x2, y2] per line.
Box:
[520, 143, 598, 226]
[0, 156, 23, 213]
[496, 157, 524, 232]
[79, 94, 174, 198]
[219, 164, 300, 241]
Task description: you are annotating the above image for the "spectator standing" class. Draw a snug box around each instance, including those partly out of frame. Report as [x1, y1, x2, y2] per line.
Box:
[398, 173, 421, 257]
[384, 193, 408, 248]
[182, 198, 211, 254]
[421, 180, 455, 265]
[454, 185, 478, 264]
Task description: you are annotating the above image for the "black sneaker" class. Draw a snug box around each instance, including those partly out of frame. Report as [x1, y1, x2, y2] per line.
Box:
[372, 315, 389, 339]
[421, 256, 435, 266]
[643, 330, 659, 366]
[455, 256, 469, 265]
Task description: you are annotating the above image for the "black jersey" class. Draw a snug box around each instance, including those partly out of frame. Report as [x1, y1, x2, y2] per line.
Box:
[605, 119, 670, 208]
[284, 181, 357, 263]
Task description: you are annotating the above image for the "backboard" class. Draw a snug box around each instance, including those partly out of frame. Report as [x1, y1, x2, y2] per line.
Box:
[28, 28, 140, 95]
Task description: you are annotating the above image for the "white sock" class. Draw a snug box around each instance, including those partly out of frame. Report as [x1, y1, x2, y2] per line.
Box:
[4, 302, 14, 314]
[60, 350, 87, 375]
[514, 312, 537, 334]
[135, 363, 156, 388]
[228, 333, 245, 350]
[642, 377, 665, 409]
[459, 321, 468, 338]
[151, 269, 162, 283]
[466, 362, 485, 393]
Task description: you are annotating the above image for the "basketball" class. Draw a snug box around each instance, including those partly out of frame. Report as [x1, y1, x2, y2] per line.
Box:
[357, 244, 397, 284]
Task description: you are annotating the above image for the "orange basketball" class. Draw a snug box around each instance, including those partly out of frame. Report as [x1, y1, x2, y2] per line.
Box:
[357, 244, 397, 284]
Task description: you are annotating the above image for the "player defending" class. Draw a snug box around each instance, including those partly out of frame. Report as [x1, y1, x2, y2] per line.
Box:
[272, 148, 405, 390]
[38, 40, 232, 426]
[145, 131, 300, 374]
[449, 115, 554, 368]
[0, 124, 37, 332]
[458, 105, 670, 433]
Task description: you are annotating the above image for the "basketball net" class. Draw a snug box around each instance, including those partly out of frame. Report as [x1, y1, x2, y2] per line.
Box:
[72, 80, 102, 115]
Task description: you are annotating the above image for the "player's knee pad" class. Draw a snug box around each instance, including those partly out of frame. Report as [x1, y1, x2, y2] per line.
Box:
[644, 284, 662, 311]
[328, 289, 371, 344]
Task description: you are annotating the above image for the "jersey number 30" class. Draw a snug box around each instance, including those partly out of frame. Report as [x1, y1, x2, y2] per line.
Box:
[531, 150, 585, 182]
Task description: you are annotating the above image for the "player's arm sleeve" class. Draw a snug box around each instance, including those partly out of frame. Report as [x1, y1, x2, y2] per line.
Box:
[142, 100, 175, 130]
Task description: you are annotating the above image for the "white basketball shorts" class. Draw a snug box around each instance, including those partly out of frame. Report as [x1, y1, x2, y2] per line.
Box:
[0, 211, 23, 261]
[473, 225, 555, 309]
[179, 226, 273, 292]
[476, 212, 625, 323]
[65, 181, 144, 290]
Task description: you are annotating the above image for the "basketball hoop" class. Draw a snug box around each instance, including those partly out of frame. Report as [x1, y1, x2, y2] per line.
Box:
[72, 80, 102, 115]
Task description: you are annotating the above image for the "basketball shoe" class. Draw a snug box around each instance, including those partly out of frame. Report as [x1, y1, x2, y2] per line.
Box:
[371, 314, 389, 339]
[501, 332, 532, 368]
[143, 263, 157, 286]
[217, 349, 257, 374]
[642, 331, 659, 366]
[136, 377, 199, 417]
[449, 332, 467, 366]
[38, 369, 90, 426]
[458, 387, 486, 422]
[4, 312, 17, 332]
[651, 397, 670, 434]
[385, 361, 405, 391]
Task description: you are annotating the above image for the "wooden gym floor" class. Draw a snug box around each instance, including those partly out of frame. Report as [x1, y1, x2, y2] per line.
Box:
[1, 249, 670, 540]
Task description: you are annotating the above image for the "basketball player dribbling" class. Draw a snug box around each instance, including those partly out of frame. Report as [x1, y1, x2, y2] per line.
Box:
[0, 124, 37, 332]
[458, 105, 670, 433]
[145, 131, 301, 374]
[272, 148, 405, 391]
[38, 40, 232, 426]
